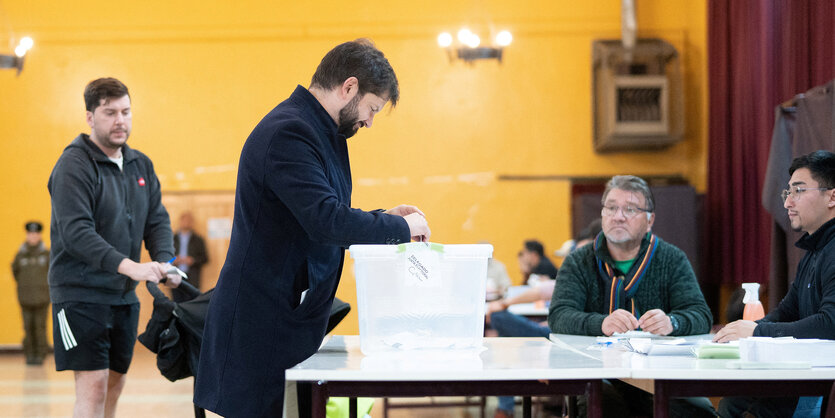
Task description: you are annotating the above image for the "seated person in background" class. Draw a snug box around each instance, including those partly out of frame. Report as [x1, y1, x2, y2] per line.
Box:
[549, 175, 715, 418]
[714, 150, 835, 418]
[484, 244, 512, 301]
[518, 239, 558, 283]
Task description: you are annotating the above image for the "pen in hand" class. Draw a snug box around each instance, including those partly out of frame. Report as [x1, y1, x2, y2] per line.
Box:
[164, 257, 189, 280]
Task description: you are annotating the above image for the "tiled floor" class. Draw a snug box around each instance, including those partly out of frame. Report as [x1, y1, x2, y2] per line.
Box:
[0, 350, 532, 418]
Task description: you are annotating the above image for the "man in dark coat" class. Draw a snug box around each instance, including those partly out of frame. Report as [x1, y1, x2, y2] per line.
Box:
[194, 39, 431, 417]
[715, 150, 835, 417]
[171, 211, 209, 302]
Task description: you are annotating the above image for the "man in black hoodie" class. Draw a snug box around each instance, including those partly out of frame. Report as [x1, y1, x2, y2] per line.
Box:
[47, 77, 182, 418]
[714, 150, 835, 417]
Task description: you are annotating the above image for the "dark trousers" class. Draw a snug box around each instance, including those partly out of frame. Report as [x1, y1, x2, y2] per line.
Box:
[21, 304, 49, 364]
[578, 379, 718, 418]
[718, 396, 800, 418]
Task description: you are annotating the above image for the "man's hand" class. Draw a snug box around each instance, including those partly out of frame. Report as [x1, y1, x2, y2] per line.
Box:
[117, 259, 167, 283]
[601, 309, 639, 336]
[638, 309, 673, 336]
[403, 212, 431, 243]
[386, 204, 425, 218]
[159, 263, 183, 288]
[485, 300, 507, 324]
[712, 320, 758, 343]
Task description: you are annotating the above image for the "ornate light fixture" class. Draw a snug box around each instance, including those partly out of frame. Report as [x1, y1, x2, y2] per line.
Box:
[1, 37, 34, 75]
[438, 28, 512, 63]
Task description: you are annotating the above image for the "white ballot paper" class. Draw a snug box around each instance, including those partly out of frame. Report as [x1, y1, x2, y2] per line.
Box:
[624, 338, 698, 356]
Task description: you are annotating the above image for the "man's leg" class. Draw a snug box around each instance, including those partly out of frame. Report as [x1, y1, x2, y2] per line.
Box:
[103, 303, 139, 418]
[21, 306, 35, 363]
[490, 311, 550, 338]
[718, 396, 798, 418]
[105, 370, 127, 418]
[669, 396, 717, 418]
[33, 305, 49, 362]
[74, 369, 109, 418]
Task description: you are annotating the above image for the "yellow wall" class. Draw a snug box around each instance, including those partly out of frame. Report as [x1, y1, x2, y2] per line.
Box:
[0, 0, 707, 342]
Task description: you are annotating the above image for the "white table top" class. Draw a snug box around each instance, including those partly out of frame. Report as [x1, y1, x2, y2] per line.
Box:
[286, 336, 631, 382]
[550, 334, 835, 381]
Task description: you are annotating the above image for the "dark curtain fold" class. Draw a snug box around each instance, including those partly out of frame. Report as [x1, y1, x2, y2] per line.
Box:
[706, 0, 835, 301]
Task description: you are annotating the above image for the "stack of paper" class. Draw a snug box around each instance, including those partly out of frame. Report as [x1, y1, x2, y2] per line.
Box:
[695, 342, 740, 359]
[739, 337, 835, 367]
[624, 338, 698, 356]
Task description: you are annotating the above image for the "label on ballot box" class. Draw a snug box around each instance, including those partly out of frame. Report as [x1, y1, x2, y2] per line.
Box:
[349, 242, 493, 355]
[403, 243, 441, 287]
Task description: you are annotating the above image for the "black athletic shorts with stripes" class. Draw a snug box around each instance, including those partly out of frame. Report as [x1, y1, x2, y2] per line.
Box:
[52, 302, 140, 374]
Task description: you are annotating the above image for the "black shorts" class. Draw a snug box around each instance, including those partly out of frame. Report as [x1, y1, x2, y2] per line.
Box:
[52, 302, 140, 374]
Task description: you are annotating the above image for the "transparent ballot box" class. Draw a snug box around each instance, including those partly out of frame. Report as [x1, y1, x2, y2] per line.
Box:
[348, 243, 493, 355]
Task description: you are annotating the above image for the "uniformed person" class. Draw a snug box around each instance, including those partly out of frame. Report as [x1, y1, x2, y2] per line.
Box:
[11, 221, 50, 365]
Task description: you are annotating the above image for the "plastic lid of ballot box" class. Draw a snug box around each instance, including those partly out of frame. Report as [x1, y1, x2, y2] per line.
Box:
[348, 243, 493, 355]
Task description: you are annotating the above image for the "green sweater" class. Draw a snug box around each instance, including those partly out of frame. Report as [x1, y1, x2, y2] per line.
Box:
[548, 235, 712, 336]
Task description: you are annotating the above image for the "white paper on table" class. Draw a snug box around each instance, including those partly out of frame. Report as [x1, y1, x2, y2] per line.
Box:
[739, 337, 835, 367]
[612, 330, 659, 339]
[625, 337, 697, 356]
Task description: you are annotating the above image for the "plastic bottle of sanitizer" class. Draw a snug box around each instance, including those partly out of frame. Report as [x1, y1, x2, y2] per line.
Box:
[742, 282, 765, 321]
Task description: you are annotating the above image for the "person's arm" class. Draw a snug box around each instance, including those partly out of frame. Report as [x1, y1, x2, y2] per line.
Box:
[266, 122, 412, 246]
[754, 259, 835, 339]
[663, 248, 713, 335]
[11, 252, 21, 281]
[48, 152, 129, 274]
[548, 251, 607, 336]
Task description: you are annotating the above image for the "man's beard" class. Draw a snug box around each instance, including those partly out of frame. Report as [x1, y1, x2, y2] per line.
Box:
[337, 94, 362, 139]
[93, 126, 130, 150]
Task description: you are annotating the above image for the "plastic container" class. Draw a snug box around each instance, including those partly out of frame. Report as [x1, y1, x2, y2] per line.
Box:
[742, 282, 765, 321]
[349, 242, 493, 355]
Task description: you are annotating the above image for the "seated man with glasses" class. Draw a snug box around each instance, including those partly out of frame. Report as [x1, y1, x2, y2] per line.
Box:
[549, 175, 715, 417]
[714, 150, 835, 418]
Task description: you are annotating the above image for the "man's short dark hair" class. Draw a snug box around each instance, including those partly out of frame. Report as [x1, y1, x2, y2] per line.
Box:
[84, 78, 130, 112]
[310, 39, 399, 107]
[789, 150, 835, 189]
[523, 240, 545, 257]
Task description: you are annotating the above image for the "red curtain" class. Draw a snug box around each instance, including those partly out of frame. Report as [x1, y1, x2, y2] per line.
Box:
[706, 0, 835, 287]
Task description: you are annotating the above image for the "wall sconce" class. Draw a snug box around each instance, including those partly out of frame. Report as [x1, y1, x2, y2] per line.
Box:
[438, 28, 512, 63]
[0, 37, 34, 75]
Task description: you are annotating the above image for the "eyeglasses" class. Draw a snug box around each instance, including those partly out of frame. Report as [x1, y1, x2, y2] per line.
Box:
[780, 186, 834, 203]
[601, 205, 651, 219]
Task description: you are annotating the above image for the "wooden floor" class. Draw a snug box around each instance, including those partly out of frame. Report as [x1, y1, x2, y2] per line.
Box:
[0, 349, 536, 418]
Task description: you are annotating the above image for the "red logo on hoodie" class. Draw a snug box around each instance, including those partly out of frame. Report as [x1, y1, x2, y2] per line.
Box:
[138, 177, 146, 186]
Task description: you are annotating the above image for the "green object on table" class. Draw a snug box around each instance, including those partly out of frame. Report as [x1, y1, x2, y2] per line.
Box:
[696, 344, 740, 359]
[326, 397, 375, 418]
